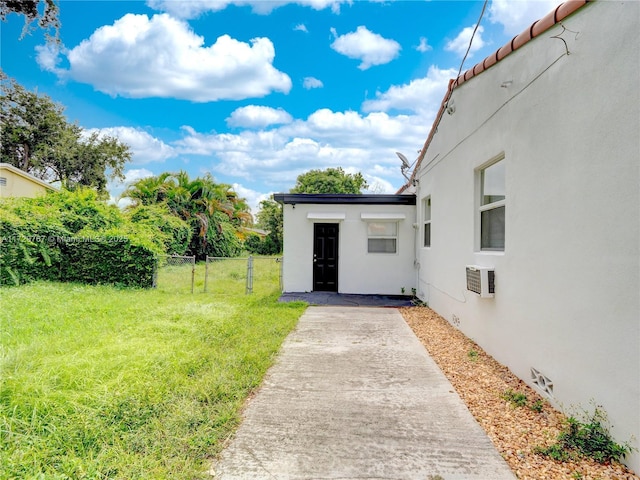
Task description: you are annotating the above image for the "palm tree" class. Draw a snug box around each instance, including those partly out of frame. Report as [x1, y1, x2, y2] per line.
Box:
[122, 172, 172, 206]
[123, 170, 250, 258]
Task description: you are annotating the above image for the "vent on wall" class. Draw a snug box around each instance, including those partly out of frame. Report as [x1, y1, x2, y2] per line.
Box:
[466, 266, 495, 298]
[531, 367, 554, 397]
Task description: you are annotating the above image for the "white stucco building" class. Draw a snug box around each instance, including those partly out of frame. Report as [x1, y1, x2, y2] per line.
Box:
[274, 194, 416, 296]
[277, 1, 639, 471]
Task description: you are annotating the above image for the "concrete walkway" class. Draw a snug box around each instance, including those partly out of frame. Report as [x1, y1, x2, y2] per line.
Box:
[211, 306, 515, 479]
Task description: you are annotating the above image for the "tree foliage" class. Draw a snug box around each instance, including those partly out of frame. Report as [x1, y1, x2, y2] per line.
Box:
[252, 198, 283, 254]
[290, 167, 368, 194]
[0, 0, 60, 42]
[123, 171, 251, 259]
[0, 77, 130, 193]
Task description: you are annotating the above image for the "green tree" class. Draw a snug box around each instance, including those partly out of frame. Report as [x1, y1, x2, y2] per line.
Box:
[0, 78, 130, 193]
[0, 0, 60, 42]
[123, 171, 251, 259]
[290, 167, 368, 194]
[254, 197, 283, 254]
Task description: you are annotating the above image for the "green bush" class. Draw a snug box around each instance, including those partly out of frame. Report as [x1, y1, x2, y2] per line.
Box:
[190, 212, 243, 259]
[27, 188, 123, 233]
[59, 229, 158, 288]
[127, 204, 192, 255]
[0, 205, 70, 285]
[244, 233, 281, 255]
[0, 192, 160, 288]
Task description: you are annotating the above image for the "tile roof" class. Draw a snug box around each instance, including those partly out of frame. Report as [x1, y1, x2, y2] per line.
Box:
[398, 0, 589, 194]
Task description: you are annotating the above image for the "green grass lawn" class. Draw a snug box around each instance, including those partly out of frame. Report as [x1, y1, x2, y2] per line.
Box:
[0, 280, 306, 479]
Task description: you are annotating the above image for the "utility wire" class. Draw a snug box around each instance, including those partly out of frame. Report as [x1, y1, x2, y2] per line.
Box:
[455, 0, 489, 85]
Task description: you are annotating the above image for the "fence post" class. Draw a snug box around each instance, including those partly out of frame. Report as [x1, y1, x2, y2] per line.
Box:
[204, 256, 209, 293]
[152, 256, 159, 288]
[277, 256, 283, 291]
[190, 256, 195, 294]
[246, 255, 253, 294]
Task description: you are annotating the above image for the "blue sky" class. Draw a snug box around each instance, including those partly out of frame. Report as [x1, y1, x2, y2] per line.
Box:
[1, 0, 562, 214]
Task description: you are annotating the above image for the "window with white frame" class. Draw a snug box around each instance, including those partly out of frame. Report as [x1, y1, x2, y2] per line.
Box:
[367, 222, 397, 254]
[423, 196, 431, 247]
[479, 158, 505, 251]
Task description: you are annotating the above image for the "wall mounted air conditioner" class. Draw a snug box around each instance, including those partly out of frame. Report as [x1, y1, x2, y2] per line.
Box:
[466, 266, 495, 298]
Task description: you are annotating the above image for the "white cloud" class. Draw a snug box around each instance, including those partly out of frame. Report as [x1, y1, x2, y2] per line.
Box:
[362, 65, 457, 115]
[232, 183, 272, 215]
[123, 168, 155, 184]
[171, 104, 427, 193]
[445, 24, 485, 58]
[147, 0, 348, 18]
[85, 126, 175, 164]
[38, 14, 291, 102]
[107, 168, 154, 207]
[35, 43, 66, 74]
[226, 105, 293, 128]
[489, 0, 563, 36]
[303, 77, 324, 89]
[330, 26, 401, 70]
[294, 23, 308, 33]
[415, 37, 432, 53]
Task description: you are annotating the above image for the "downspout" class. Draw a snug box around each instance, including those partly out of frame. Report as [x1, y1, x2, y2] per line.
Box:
[413, 180, 421, 301]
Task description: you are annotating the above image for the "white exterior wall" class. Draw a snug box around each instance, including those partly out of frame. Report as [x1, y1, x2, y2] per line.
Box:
[415, 1, 639, 471]
[282, 202, 416, 295]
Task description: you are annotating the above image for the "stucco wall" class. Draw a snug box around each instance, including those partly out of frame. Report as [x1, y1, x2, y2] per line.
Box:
[415, 1, 639, 471]
[0, 165, 53, 198]
[282, 202, 416, 295]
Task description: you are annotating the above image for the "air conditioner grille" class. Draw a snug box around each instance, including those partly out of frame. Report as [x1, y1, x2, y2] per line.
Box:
[466, 269, 482, 295]
[488, 270, 495, 294]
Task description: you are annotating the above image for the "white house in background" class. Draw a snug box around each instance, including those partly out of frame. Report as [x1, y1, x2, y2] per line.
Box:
[0, 163, 58, 198]
[273, 194, 416, 295]
[277, 0, 639, 472]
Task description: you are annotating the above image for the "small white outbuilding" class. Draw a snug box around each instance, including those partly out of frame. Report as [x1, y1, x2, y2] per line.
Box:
[274, 194, 416, 296]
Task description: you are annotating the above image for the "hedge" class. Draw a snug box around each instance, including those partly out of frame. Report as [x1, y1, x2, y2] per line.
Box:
[0, 192, 160, 288]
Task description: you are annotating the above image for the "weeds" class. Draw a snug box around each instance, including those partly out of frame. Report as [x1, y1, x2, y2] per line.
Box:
[467, 349, 479, 362]
[502, 389, 528, 408]
[530, 399, 545, 413]
[534, 407, 633, 464]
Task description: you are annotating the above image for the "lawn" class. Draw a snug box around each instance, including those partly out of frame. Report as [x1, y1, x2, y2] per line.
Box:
[0, 280, 306, 479]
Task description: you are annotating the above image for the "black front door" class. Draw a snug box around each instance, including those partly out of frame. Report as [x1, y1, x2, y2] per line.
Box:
[313, 223, 338, 292]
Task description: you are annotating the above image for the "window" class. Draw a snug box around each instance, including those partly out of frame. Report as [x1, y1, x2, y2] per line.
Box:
[367, 222, 397, 254]
[479, 159, 505, 251]
[0, 177, 6, 186]
[423, 197, 431, 247]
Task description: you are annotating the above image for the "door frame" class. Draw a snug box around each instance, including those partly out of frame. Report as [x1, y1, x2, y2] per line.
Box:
[312, 222, 339, 292]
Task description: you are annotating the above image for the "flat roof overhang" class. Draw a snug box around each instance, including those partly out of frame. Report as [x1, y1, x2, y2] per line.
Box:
[273, 193, 416, 206]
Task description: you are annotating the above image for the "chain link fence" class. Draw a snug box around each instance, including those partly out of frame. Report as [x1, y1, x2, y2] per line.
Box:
[204, 256, 282, 295]
[154, 255, 282, 294]
[154, 255, 196, 293]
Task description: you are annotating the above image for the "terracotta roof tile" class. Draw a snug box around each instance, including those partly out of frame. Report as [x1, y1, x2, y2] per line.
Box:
[512, 29, 533, 50]
[531, 10, 559, 37]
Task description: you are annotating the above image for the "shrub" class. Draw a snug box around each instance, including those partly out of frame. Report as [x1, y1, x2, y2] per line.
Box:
[127, 204, 192, 255]
[0, 192, 160, 288]
[59, 229, 158, 288]
[0, 204, 70, 285]
[28, 188, 123, 233]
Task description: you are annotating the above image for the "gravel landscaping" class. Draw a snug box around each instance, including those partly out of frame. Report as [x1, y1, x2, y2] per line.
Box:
[401, 306, 638, 480]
